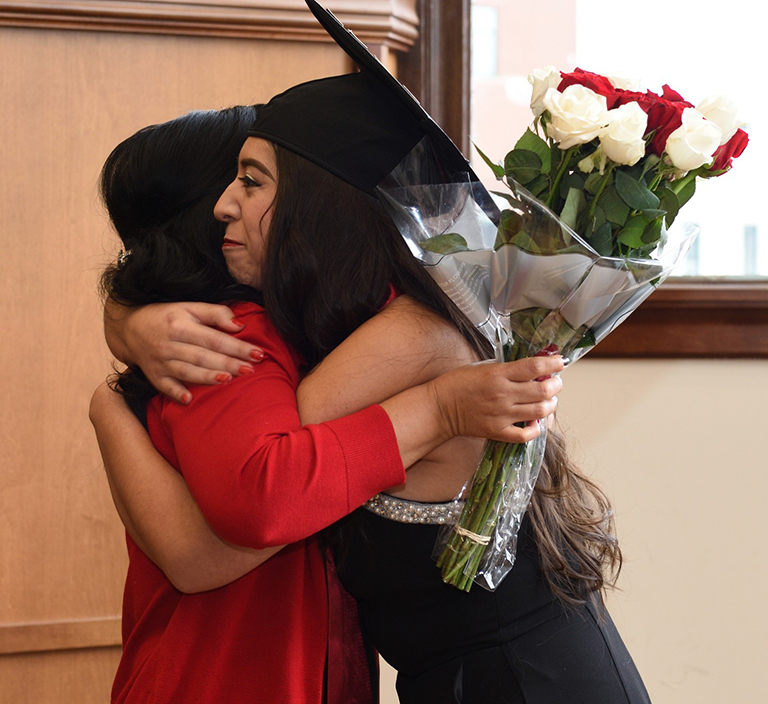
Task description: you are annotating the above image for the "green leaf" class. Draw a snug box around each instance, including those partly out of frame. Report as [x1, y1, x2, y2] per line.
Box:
[615, 169, 660, 210]
[675, 178, 697, 209]
[559, 172, 585, 201]
[474, 143, 504, 179]
[514, 129, 552, 174]
[639, 153, 661, 180]
[600, 185, 631, 225]
[592, 205, 606, 230]
[420, 233, 469, 254]
[504, 149, 542, 185]
[588, 221, 613, 256]
[641, 218, 663, 245]
[623, 162, 645, 182]
[575, 329, 597, 349]
[583, 172, 603, 195]
[527, 174, 550, 199]
[640, 209, 666, 220]
[616, 215, 648, 248]
[495, 209, 524, 248]
[559, 187, 587, 231]
[491, 190, 518, 208]
[657, 186, 681, 227]
[505, 229, 541, 254]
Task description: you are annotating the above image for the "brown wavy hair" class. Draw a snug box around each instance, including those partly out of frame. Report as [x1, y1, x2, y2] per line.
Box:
[262, 144, 621, 605]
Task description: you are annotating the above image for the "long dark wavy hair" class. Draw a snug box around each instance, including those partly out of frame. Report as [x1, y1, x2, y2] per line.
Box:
[100, 106, 263, 424]
[262, 145, 621, 605]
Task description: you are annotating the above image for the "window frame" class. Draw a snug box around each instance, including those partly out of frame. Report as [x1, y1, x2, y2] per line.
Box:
[399, 0, 768, 359]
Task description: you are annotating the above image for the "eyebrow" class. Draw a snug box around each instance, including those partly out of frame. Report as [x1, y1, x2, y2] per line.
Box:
[240, 158, 275, 181]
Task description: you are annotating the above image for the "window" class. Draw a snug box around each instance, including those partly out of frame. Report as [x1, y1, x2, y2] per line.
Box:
[470, 6, 498, 81]
[464, 0, 768, 357]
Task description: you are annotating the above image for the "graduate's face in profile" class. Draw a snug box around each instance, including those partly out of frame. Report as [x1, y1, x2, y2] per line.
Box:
[215, 137, 277, 289]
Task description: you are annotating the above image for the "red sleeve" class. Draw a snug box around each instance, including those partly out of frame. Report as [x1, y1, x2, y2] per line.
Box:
[157, 304, 406, 548]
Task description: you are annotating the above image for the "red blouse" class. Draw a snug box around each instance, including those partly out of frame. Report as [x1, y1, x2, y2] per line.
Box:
[113, 301, 406, 704]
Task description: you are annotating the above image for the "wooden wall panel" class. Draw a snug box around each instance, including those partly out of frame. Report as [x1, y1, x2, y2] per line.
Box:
[0, 22, 350, 703]
[0, 0, 418, 47]
[0, 647, 121, 704]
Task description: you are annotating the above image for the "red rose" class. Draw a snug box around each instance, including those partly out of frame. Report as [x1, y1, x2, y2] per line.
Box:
[646, 87, 693, 155]
[611, 88, 692, 155]
[558, 68, 616, 101]
[709, 129, 749, 174]
[646, 99, 691, 156]
[612, 89, 660, 113]
[660, 84, 687, 103]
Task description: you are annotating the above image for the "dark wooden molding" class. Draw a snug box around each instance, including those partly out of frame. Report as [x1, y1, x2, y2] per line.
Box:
[0, 1, 419, 48]
[398, 0, 470, 155]
[589, 280, 768, 359]
[0, 617, 122, 655]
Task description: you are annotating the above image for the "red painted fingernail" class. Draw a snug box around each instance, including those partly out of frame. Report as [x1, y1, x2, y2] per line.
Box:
[215, 373, 231, 384]
[181, 392, 192, 405]
[238, 365, 254, 375]
[249, 349, 265, 361]
[231, 318, 246, 328]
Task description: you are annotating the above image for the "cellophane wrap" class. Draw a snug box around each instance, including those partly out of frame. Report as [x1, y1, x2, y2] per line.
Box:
[376, 138, 697, 591]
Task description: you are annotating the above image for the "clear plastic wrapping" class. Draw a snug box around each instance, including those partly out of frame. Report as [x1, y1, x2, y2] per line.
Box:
[376, 139, 697, 591]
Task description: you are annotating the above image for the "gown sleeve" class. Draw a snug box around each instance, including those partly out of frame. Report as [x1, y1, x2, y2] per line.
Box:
[152, 304, 406, 548]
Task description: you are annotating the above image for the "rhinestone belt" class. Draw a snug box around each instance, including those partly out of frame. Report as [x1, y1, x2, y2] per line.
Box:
[363, 493, 464, 525]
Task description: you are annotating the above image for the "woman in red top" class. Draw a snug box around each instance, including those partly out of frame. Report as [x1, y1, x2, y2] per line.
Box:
[91, 106, 563, 703]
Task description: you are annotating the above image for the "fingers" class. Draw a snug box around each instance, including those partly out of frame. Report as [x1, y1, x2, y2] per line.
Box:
[186, 302, 249, 334]
[510, 375, 562, 406]
[162, 341, 259, 380]
[492, 420, 543, 445]
[154, 376, 194, 406]
[193, 327, 263, 364]
[480, 369, 561, 408]
[503, 355, 565, 382]
[502, 397, 559, 425]
[167, 316, 262, 365]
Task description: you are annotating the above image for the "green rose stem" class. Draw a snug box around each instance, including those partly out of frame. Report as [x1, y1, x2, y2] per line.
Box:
[668, 166, 702, 195]
[436, 333, 542, 592]
[436, 439, 526, 591]
[545, 146, 578, 209]
[586, 161, 616, 222]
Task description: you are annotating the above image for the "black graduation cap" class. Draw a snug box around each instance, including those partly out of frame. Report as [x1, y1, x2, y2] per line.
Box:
[248, 0, 477, 195]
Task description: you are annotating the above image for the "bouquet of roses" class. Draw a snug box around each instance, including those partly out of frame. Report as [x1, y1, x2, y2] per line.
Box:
[378, 67, 748, 592]
[493, 67, 749, 260]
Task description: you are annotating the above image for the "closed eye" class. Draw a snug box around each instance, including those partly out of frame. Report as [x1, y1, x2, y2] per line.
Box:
[239, 174, 261, 188]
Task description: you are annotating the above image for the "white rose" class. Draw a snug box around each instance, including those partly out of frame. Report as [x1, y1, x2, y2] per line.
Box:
[665, 107, 722, 171]
[528, 66, 561, 117]
[606, 73, 643, 91]
[599, 102, 648, 166]
[696, 95, 745, 144]
[543, 85, 609, 149]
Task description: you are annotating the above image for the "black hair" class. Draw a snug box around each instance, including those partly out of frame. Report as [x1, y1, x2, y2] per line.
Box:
[100, 106, 262, 423]
[262, 144, 491, 369]
[261, 144, 620, 606]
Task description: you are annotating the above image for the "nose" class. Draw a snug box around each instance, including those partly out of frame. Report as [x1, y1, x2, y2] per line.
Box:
[214, 180, 240, 223]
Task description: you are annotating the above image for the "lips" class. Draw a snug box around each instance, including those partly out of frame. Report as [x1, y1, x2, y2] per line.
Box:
[222, 238, 243, 248]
